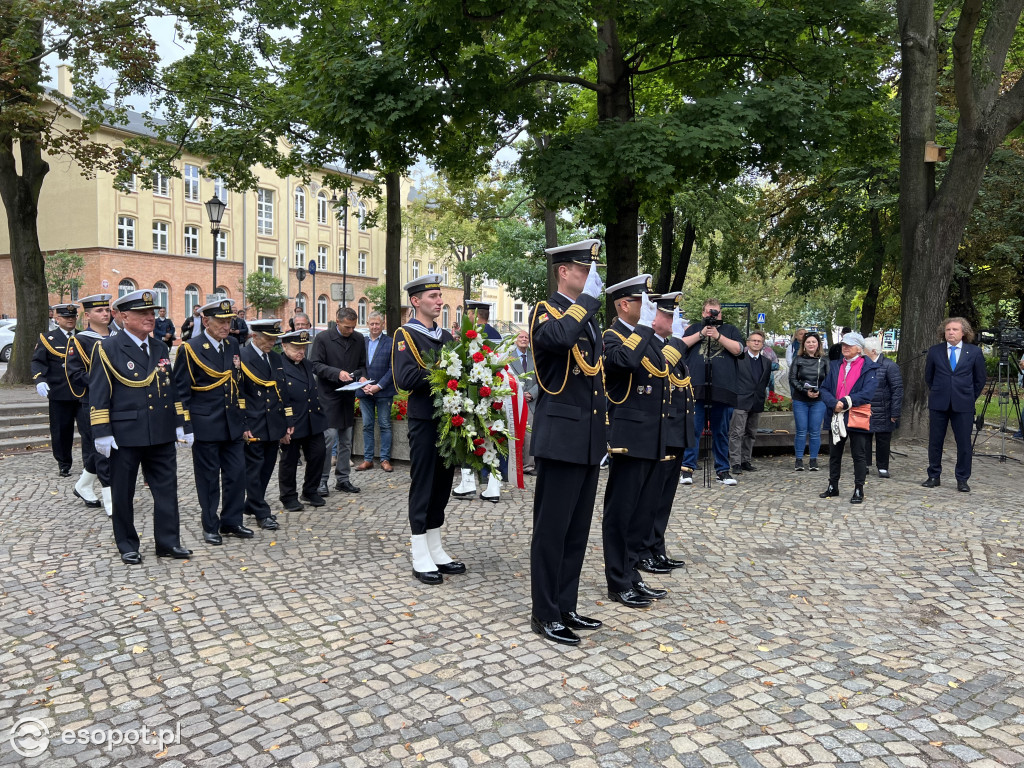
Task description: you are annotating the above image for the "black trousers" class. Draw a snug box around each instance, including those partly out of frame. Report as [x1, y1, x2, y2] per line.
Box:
[928, 408, 975, 482]
[244, 440, 280, 520]
[828, 429, 870, 486]
[279, 434, 326, 503]
[77, 416, 110, 485]
[867, 431, 893, 471]
[531, 458, 599, 622]
[639, 453, 684, 561]
[603, 454, 660, 592]
[407, 417, 455, 534]
[191, 438, 245, 533]
[110, 442, 182, 554]
[48, 398, 81, 471]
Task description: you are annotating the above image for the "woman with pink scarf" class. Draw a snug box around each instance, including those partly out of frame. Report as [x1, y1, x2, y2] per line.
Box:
[818, 332, 879, 504]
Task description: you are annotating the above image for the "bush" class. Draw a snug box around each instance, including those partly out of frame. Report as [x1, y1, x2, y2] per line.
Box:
[764, 391, 792, 412]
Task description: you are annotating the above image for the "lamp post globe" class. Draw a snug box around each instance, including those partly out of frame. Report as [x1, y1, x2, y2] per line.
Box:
[205, 195, 227, 296]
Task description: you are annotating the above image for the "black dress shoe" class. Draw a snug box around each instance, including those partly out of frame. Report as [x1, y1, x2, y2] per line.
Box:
[121, 551, 143, 565]
[220, 524, 255, 538]
[436, 561, 467, 575]
[633, 580, 668, 599]
[257, 516, 280, 530]
[819, 483, 839, 498]
[413, 568, 443, 585]
[204, 532, 223, 545]
[922, 477, 940, 488]
[282, 498, 304, 512]
[73, 489, 102, 508]
[637, 557, 671, 574]
[479, 492, 499, 503]
[59, 467, 71, 477]
[530, 616, 581, 645]
[155, 545, 193, 559]
[740, 461, 757, 472]
[655, 553, 686, 569]
[300, 493, 326, 507]
[957, 480, 971, 492]
[607, 589, 652, 609]
[850, 485, 864, 504]
[335, 480, 360, 493]
[317, 483, 330, 497]
[731, 464, 743, 474]
[561, 611, 603, 630]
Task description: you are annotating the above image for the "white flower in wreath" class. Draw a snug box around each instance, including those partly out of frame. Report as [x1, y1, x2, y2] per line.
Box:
[464, 396, 475, 411]
[482, 448, 497, 465]
[446, 359, 463, 377]
[474, 401, 491, 417]
[490, 419, 506, 434]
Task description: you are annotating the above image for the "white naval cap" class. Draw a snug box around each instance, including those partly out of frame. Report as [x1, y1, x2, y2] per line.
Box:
[606, 274, 653, 302]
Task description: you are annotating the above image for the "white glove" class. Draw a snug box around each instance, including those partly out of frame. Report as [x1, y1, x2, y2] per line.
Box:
[95, 435, 118, 458]
[637, 292, 657, 327]
[176, 427, 194, 448]
[672, 306, 685, 338]
[582, 262, 604, 298]
[36, 382, 50, 398]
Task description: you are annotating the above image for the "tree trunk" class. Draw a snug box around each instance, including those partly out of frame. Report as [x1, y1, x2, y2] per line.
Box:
[655, 209, 674, 293]
[947, 268, 979, 330]
[670, 220, 696, 293]
[384, 171, 402, 334]
[462, 245, 473, 303]
[860, 208, 885, 336]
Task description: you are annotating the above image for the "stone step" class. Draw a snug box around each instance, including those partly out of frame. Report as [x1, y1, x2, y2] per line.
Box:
[1, 412, 50, 427]
[0, 435, 58, 453]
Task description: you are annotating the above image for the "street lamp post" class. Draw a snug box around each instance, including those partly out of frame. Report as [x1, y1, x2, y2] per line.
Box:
[332, 192, 350, 308]
[205, 195, 227, 297]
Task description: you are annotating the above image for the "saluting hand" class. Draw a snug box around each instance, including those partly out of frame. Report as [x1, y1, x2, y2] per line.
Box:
[582, 262, 604, 298]
[672, 306, 685, 339]
[637, 292, 657, 327]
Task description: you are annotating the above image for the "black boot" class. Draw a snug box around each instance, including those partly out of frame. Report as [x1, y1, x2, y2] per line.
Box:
[850, 485, 864, 504]
[819, 482, 839, 498]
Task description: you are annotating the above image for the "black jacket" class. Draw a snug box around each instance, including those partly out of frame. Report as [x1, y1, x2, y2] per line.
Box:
[681, 322, 744, 406]
[734, 352, 772, 412]
[391, 324, 453, 421]
[310, 327, 367, 429]
[281, 354, 327, 439]
[788, 354, 830, 403]
[31, 328, 76, 400]
[869, 354, 904, 432]
[660, 336, 693, 451]
[64, 330, 106, 403]
[173, 332, 245, 442]
[240, 344, 290, 441]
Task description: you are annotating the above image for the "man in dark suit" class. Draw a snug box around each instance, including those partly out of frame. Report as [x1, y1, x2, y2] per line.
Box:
[173, 298, 252, 545]
[355, 311, 396, 473]
[507, 330, 537, 474]
[240, 318, 293, 530]
[310, 306, 367, 493]
[32, 303, 84, 477]
[528, 239, 606, 645]
[90, 289, 192, 564]
[278, 329, 328, 510]
[923, 317, 987, 492]
[154, 307, 175, 346]
[728, 330, 772, 473]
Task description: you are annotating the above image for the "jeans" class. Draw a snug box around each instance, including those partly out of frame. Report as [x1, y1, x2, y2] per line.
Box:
[793, 398, 827, 459]
[681, 401, 731, 473]
[359, 396, 393, 462]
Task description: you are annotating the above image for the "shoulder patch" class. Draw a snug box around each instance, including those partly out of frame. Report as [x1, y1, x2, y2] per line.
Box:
[538, 313, 549, 323]
[397, 341, 406, 352]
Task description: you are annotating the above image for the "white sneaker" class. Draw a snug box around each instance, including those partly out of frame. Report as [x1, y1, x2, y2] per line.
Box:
[679, 470, 693, 485]
[716, 471, 738, 486]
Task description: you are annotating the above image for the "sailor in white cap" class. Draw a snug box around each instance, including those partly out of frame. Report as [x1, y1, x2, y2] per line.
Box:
[32, 303, 83, 477]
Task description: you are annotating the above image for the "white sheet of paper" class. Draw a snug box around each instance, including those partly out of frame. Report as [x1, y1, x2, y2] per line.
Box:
[337, 379, 374, 392]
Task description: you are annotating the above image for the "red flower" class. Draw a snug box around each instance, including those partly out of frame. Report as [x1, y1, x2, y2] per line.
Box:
[473, 438, 485, 446]
[491, 401, 503, 410]
[472, 352, 485, 363]
[478, 385, 491, 397]
[465, 329, 478, 339]
[447, 379, 459, 391]
[451, 415, 465, 427]
[482, 345, 492, 354]
[474, 447, 486, 456]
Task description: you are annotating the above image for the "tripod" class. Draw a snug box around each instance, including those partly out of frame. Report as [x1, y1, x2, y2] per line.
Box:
[701, 331, 715, 487]
[972, 345, 1024, 463]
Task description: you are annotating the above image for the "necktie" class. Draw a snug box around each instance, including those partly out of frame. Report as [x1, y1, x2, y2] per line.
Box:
[521, 352, 527, 369]
[218, 342, 224, 356]
[949, 346, 957, 371]
[141, 342, 148, 357]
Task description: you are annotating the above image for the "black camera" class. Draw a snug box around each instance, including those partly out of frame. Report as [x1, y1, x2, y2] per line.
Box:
[980, 319, 1024, 350]
[702, 308, 723, 327]
[804, 384, 818, 393]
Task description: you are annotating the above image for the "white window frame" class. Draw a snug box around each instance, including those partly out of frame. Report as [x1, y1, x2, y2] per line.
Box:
[117, 216, 135, 248]
[317, 295, 328, 326]
[152, 221, 169, 253]
[184, 164, 200, 202]
[152, 170, 169, 197]
[153, 282, 170, 308]
[257, 256, 275, 275]
[357, 200, 367, 231]
[184, 225, 199, 256]
[213, 177, 228, 205]
[412, 260, 420, 279]
[317, 193, 328, 224]
[215, 231, 227, 260]
[296, 293, 307, 311]
[118, 279, 137, 297]
[295, 242, 307, 268]
[317, 245, 328, 271]
[442, 265, 449, 284]
[339, 247, 347, 273]
[442, 305, 450, 329]
[357, 298, 367, 326]
[357, 251, 367, 275]
[185, 285, 200, 314]
[294, 186, 306, 220]
[257, 188, 274, 235]
[514, 303, 524, 324]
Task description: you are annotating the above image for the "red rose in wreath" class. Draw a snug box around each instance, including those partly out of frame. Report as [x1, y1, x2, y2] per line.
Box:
[472, 352, 485, 363]
[491, 401, 503, 411]
[447, 379, 459, 391]
[478, 385, 491, 397]
[464, 329, 478, 339]
[451, 415, 465, 427]
[473, 438, 485, 446]
[474, 447, 486, 456]
[482, 345, 492, 354]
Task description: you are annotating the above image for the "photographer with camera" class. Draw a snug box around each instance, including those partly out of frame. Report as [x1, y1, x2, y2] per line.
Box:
[788, 331, 828, 471]
[680, 298, 744, 485]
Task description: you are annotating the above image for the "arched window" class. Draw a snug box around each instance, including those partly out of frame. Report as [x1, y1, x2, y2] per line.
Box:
[185, 284, 200, 315]
[153, 281, 169, 308]
[357, 298, 368, 326]
[317, 192, 328, 224]
[456, 305, 463, 324]
[118, 279, 136, 298]
[296, 293, 307, 311]
[357, 200, 367, 231]
[294, 186, 306, 220]
[442, 304, 450, 329]
[317, 295, 328, 326]
[216, 286, 230, 297]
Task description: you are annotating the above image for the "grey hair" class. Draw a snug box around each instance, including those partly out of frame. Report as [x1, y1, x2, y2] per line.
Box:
[862, 336, 882, 354]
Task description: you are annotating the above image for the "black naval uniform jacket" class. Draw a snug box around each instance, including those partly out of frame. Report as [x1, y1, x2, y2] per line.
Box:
[391, 324, 454, 416]
[661, 336, 695, 451]
[603, 320, 683, 461]
[173, 333, 245, 442]
[88, 333, 187, 445]
[32, 328, 77, 401]
[281, 354, 328, 439]
[240, 345, 291, 442]
[65, 331, 105, 402]
[529, 292, 606, 465]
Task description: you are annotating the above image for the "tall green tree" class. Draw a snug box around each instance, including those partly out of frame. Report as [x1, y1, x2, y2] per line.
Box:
[44, 249, 85, 303]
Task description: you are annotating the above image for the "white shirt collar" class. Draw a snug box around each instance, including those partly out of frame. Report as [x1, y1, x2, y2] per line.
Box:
[618, 319, 636, 332]
[122, 329, 148, 349]
[947, 341, 962, 350]
[204, 329, 222, 348]
[746, 350, 761, 359]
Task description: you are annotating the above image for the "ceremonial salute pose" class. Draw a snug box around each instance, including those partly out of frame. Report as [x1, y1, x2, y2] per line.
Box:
[64, 294, 113, 514]
[32, 303, 85, 477]
[602, 276, 680, 609]
[392, 274, 466, 585]
[278, 330, 328, 510]
[173, 298, 253, 545]
[637, 293, 691, 575]
[89, 290, 192, 564]
[528, 240, 606, 646]
[240, 319, 292, 530]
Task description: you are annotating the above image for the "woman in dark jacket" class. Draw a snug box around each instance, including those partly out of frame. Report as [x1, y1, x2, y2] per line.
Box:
[818, 332, 879, 504]
[788, 332, 829, 471]
[862, 337, 903, 478]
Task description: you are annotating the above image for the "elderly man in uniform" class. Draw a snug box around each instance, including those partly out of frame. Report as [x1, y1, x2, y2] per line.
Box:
[392, 274, 465, 585]
[173, 297, 252, 545]
[240, 318, 293, 531]
[278, 329, 328, 510]
[603, 275, 684, 609]
[65, 293, 113, 514]
[89, 290, 193, 564]
[528, 239, 606, 646]
[32, 303, 85, 477]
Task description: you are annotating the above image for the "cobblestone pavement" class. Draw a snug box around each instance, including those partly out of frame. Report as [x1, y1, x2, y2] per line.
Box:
[1, 430, 1022, 768]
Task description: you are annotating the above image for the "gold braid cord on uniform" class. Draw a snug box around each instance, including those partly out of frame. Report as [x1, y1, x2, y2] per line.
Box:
[240, 362, 281, 397]
[38, 333, 67, 359]
[602, 328, 632, 405]
[397, 328, 427, 369]
[530, 301, 602, 396]
[65, 337, 89, 399]
[670, 372, 695, 400]
[96, 344, 158, 388]
[182, 343, 237, 393]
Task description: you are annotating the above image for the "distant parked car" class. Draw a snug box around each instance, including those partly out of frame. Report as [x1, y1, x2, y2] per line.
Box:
[0, 322, 15, 363]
